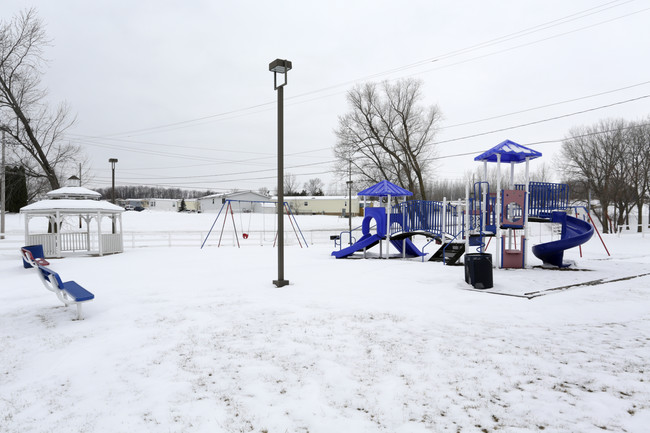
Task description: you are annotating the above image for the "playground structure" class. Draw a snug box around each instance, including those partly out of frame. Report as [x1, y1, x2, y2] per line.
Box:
[201, 199, 308, 248]
[332, 140, 597, 270]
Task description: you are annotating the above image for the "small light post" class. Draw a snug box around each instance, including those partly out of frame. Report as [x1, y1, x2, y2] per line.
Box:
[347, 180, 353, 245]
[109, 158, 118, 204]
[269, 58, 292, 288]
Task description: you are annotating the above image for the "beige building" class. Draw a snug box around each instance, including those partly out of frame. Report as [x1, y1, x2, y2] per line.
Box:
[284, 196, 362, 216]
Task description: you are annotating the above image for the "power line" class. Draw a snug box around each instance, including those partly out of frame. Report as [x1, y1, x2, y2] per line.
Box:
[434, 120, 650, 160]
[87, 91, 649, 184]
[78, 1, 644, 139]
[76, 79, 650, 167]
[433, 94, 650, 145]
[98, 160, 337, 181]
[441, 80, 650, 130]
[91, 170, 334, 189]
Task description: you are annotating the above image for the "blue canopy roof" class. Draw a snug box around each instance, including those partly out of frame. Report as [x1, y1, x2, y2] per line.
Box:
[357, 180, 413, 197]
[474, 139, 542, 163]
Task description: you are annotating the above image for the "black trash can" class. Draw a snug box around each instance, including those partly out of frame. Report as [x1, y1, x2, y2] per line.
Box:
[464, 253, 493, 289]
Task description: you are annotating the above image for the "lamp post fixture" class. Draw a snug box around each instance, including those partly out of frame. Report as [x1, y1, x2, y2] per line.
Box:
[109, 158, 118, 204]
[269, 58, 292, 288]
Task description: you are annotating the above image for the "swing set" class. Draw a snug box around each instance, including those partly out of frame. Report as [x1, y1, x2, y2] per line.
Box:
[200, 199, 308, 249]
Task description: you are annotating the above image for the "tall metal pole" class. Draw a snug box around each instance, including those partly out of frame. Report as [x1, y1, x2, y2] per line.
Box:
[274, 83, 288, 287]
[1, 131, 5, 240]
[269, 59, 291, 288]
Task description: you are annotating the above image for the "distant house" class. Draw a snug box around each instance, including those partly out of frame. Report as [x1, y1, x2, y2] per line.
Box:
[283, 195, 361, 216]
[148, 198, 179, 211]
[198, 191, 270, 213]
[118, 198, 198, 212]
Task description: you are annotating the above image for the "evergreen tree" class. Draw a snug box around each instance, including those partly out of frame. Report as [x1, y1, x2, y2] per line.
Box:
[6, 166, 28, 212]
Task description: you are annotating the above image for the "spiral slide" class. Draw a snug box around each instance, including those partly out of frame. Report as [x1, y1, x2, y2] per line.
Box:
[532, 211, 594, 267]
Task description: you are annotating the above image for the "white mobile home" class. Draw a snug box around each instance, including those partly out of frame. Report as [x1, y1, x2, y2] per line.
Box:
[198, 191, 270, 213]
[284, 196, 361, 216]
[148, 198, 179, 211]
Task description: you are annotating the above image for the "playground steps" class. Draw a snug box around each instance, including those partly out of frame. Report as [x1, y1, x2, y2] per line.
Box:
[429, 242, 465, 265]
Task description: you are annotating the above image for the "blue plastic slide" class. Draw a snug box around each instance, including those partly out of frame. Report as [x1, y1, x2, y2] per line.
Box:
[390, 237, 426, 257]
[532, 211, 594, 267]
[331, 233, 383, 258]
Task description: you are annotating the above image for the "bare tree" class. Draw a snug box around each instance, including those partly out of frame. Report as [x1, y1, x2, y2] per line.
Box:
[0, 9, 79, 194]
[303, 177, 324, 196]
[283, 173, 299, 196]
[334, 79, 442, 200]
[257, 186, 270, 197]
[560, 119, 627, 233]
[625, 119, 650, 231]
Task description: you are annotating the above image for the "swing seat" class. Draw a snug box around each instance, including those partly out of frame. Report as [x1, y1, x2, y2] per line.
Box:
[242, 233, 249, 239]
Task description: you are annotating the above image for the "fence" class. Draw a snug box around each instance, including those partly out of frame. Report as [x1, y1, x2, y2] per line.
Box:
[126, 229, 335, 249]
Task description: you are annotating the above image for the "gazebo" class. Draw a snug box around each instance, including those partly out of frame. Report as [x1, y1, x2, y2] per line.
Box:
[20, 186, 125, 258]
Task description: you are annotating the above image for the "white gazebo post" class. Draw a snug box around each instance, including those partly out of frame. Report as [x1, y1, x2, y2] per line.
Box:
[465, 184, 470, 254]
[442, 196, 447, 239]
[55, 210, 61, 258]
[400, 197, 404, 256]
[85, 215, 91, 252]
[385, 194, 391, 259]
[496, 153, 501, 268]
[524, 156, 530, 267]
[97, 212, 103, 256]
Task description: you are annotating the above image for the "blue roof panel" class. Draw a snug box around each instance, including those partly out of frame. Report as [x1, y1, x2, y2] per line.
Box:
[474, 139, 542, 163]
[357, 180, 413, 197]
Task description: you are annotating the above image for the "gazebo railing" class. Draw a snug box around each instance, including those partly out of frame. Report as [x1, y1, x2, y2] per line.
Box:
[101, 233, 123, 254]
[27, 234, 57, 256]
[25, 232, 123, 257]
[60, 232, 89, 251]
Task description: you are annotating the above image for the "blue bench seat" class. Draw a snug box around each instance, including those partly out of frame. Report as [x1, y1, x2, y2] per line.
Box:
[56, 279, 95, 303]
[24, 254, 95, 320]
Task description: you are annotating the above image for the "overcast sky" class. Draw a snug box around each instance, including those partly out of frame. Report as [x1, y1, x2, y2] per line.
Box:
[3, 0, 650, 195]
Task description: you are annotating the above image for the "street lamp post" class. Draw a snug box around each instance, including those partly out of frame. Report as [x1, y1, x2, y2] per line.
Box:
[269, 58, 292, 288]
[109, 158, 118, 204]
[1, 131, 6, 240]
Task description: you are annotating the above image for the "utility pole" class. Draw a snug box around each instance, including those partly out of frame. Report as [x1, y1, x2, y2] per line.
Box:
[1, 131, 5, 240]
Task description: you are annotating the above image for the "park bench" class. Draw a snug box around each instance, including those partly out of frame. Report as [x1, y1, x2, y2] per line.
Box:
[21, 247, 95, 320]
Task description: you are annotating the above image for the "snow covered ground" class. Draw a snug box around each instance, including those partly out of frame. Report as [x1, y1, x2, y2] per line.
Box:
[1, 211, 649, 432]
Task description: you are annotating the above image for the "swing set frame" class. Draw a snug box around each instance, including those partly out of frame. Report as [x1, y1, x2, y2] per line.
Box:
[200, 199, 308, 249]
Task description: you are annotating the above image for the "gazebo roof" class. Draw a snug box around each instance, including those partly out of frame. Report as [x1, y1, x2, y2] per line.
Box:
[357, 180, 413, 197]
[474, 139, 542, 163]
[46, 186, 102, 199]
[20, 199, 124, 214]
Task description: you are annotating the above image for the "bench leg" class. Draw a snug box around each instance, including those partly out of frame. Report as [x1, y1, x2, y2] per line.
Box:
[75, 303, 84, 320]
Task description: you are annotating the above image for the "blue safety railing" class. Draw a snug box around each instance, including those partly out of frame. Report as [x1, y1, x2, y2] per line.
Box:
[515, 182, 569, 217]
[389, 200, 463, 239]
